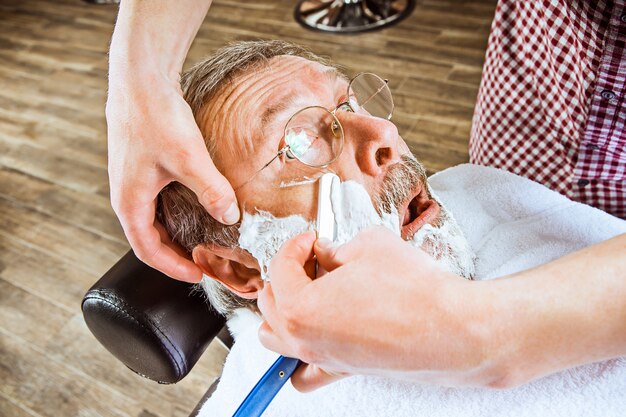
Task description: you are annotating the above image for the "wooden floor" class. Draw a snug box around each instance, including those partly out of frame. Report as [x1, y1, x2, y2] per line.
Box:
[0, 0, 495, 416]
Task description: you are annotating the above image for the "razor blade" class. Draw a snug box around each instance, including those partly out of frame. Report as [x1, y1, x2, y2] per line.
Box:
[315, 173, 339, 278]
[316, 173, 339, 242]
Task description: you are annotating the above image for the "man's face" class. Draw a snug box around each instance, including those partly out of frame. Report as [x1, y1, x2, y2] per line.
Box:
[201, 55, 441, 238]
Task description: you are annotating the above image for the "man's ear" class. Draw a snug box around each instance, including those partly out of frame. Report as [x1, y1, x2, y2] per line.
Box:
[192, 244, 263, 299]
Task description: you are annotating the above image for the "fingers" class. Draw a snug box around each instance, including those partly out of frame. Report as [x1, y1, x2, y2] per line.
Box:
[291, 364, 346, 393]
[314, 226, 397, 274]
[106, 80, 235, 280]
[267, 231, 317, 300]
[139, 238, 203, 283]
[257, 320, 293, 358]
[258, 234, 315, 358]
[259, 319, 345, 392]
[120, 199, 203, 283]
[178, 150, 240, 225]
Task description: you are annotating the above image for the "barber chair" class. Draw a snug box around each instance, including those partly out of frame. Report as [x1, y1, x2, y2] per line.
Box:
[294, 0, 416, 33]
[81, 250, 233, 416]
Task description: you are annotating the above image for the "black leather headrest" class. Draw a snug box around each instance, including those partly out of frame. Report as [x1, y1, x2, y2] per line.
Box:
[81, 250, 226, 384]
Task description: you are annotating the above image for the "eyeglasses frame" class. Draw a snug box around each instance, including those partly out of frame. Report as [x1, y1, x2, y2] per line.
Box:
[234, 72, 393, 191]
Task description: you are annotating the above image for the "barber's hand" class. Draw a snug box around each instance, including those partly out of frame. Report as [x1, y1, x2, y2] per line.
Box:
[258, 227, 489, 391]
[106, 74, 239, 282]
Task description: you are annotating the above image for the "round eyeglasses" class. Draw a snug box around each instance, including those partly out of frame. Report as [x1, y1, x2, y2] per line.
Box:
[235, 72, 394, 190]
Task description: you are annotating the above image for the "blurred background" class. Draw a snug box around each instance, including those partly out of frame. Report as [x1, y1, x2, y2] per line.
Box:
[0, 1, 495, 416]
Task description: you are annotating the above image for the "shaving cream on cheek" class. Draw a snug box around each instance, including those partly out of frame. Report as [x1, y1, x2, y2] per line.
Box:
[237, 180, 401, 281]
[238, 211, 313, 281]
[332, 180, 400, 245]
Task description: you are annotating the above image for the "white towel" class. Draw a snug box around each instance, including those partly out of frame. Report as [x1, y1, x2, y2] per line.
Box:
[199, 164, 626, 417]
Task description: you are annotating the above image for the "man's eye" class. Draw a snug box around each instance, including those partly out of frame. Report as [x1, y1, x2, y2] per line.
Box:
[284, 128, 314, 160]
[348, 95, 361, 112]
[284, 147, 297, 160]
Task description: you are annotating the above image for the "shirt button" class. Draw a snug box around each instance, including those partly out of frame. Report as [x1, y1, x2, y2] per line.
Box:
[586, 143, 600, 150]
[621, 14, 626, 23]
[577, 179, 590, 187]
[601, 90, 617, 100]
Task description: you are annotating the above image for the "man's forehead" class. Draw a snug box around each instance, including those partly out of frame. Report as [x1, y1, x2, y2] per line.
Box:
[202, 55, 347, 162]
[257, 56, 348, 107]
[267, 54, 347, 81]
[259, 60, 348, 128]
[233, 55, 346, 100]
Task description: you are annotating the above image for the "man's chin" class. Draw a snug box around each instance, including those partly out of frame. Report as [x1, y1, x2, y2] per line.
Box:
[406, 202, 476, 279]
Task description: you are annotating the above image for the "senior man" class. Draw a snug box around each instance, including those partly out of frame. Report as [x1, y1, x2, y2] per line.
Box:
[107, 0, 626, 395]
[156, 40, 476, 316]
[151, 40, 626, 396]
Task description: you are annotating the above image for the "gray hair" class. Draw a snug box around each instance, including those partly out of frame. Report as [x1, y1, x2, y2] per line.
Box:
[157, 40, 331, 316]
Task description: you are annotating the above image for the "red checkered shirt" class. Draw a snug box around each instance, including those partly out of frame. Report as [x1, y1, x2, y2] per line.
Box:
[470, 0, 626, 219]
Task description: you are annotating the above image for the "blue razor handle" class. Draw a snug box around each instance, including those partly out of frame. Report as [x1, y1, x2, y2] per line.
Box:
[231, 356, 301, 417]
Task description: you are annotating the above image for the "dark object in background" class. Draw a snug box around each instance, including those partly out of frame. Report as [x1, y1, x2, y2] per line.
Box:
[295, 0, 416, 33]
[82, 0, 119, 4]
[81, 250, 228, 384]
[83, 0, 414, 33]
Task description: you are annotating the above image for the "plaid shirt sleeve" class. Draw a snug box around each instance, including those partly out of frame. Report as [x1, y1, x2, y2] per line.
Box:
[470, 0, 626, 219]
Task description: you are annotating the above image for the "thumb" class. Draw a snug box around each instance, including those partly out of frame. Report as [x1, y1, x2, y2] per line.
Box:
[268, 231, 317, 300]
[178, 150, 240, 225]
[314, 238, 344, 273]
[291, 363, 347, 393]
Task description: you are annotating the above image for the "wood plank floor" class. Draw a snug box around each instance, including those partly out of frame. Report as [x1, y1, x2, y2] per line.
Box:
[0, 0, 495, 416]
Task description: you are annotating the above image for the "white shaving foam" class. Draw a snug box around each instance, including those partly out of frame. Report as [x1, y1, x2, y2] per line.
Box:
[409, 187, 476, 278]
[238, 180, 475, 281]
[238, 179, 395, 281]
[238, 210, 313, 281]
[331, 180, 400, 245]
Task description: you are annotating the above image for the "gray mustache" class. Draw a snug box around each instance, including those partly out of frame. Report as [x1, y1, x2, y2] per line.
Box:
[375, 153, 428, 216]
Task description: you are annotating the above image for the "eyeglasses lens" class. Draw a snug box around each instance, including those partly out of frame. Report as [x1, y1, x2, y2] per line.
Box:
[349, 73, 393, 120]
[281, 74, 392, 169]
[284, 106, 343, 167]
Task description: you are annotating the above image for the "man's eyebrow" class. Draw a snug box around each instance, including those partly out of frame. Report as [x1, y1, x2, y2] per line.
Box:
[260, 95, 296, 132]
[259, 67, 349, 131]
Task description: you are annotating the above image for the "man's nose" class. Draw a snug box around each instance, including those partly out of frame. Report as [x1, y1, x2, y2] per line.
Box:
[335, 110, 401, 177]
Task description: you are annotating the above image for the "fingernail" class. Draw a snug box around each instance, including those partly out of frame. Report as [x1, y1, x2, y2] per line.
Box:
[222, 203, 240, 225]
[316, 237, 333, 249]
